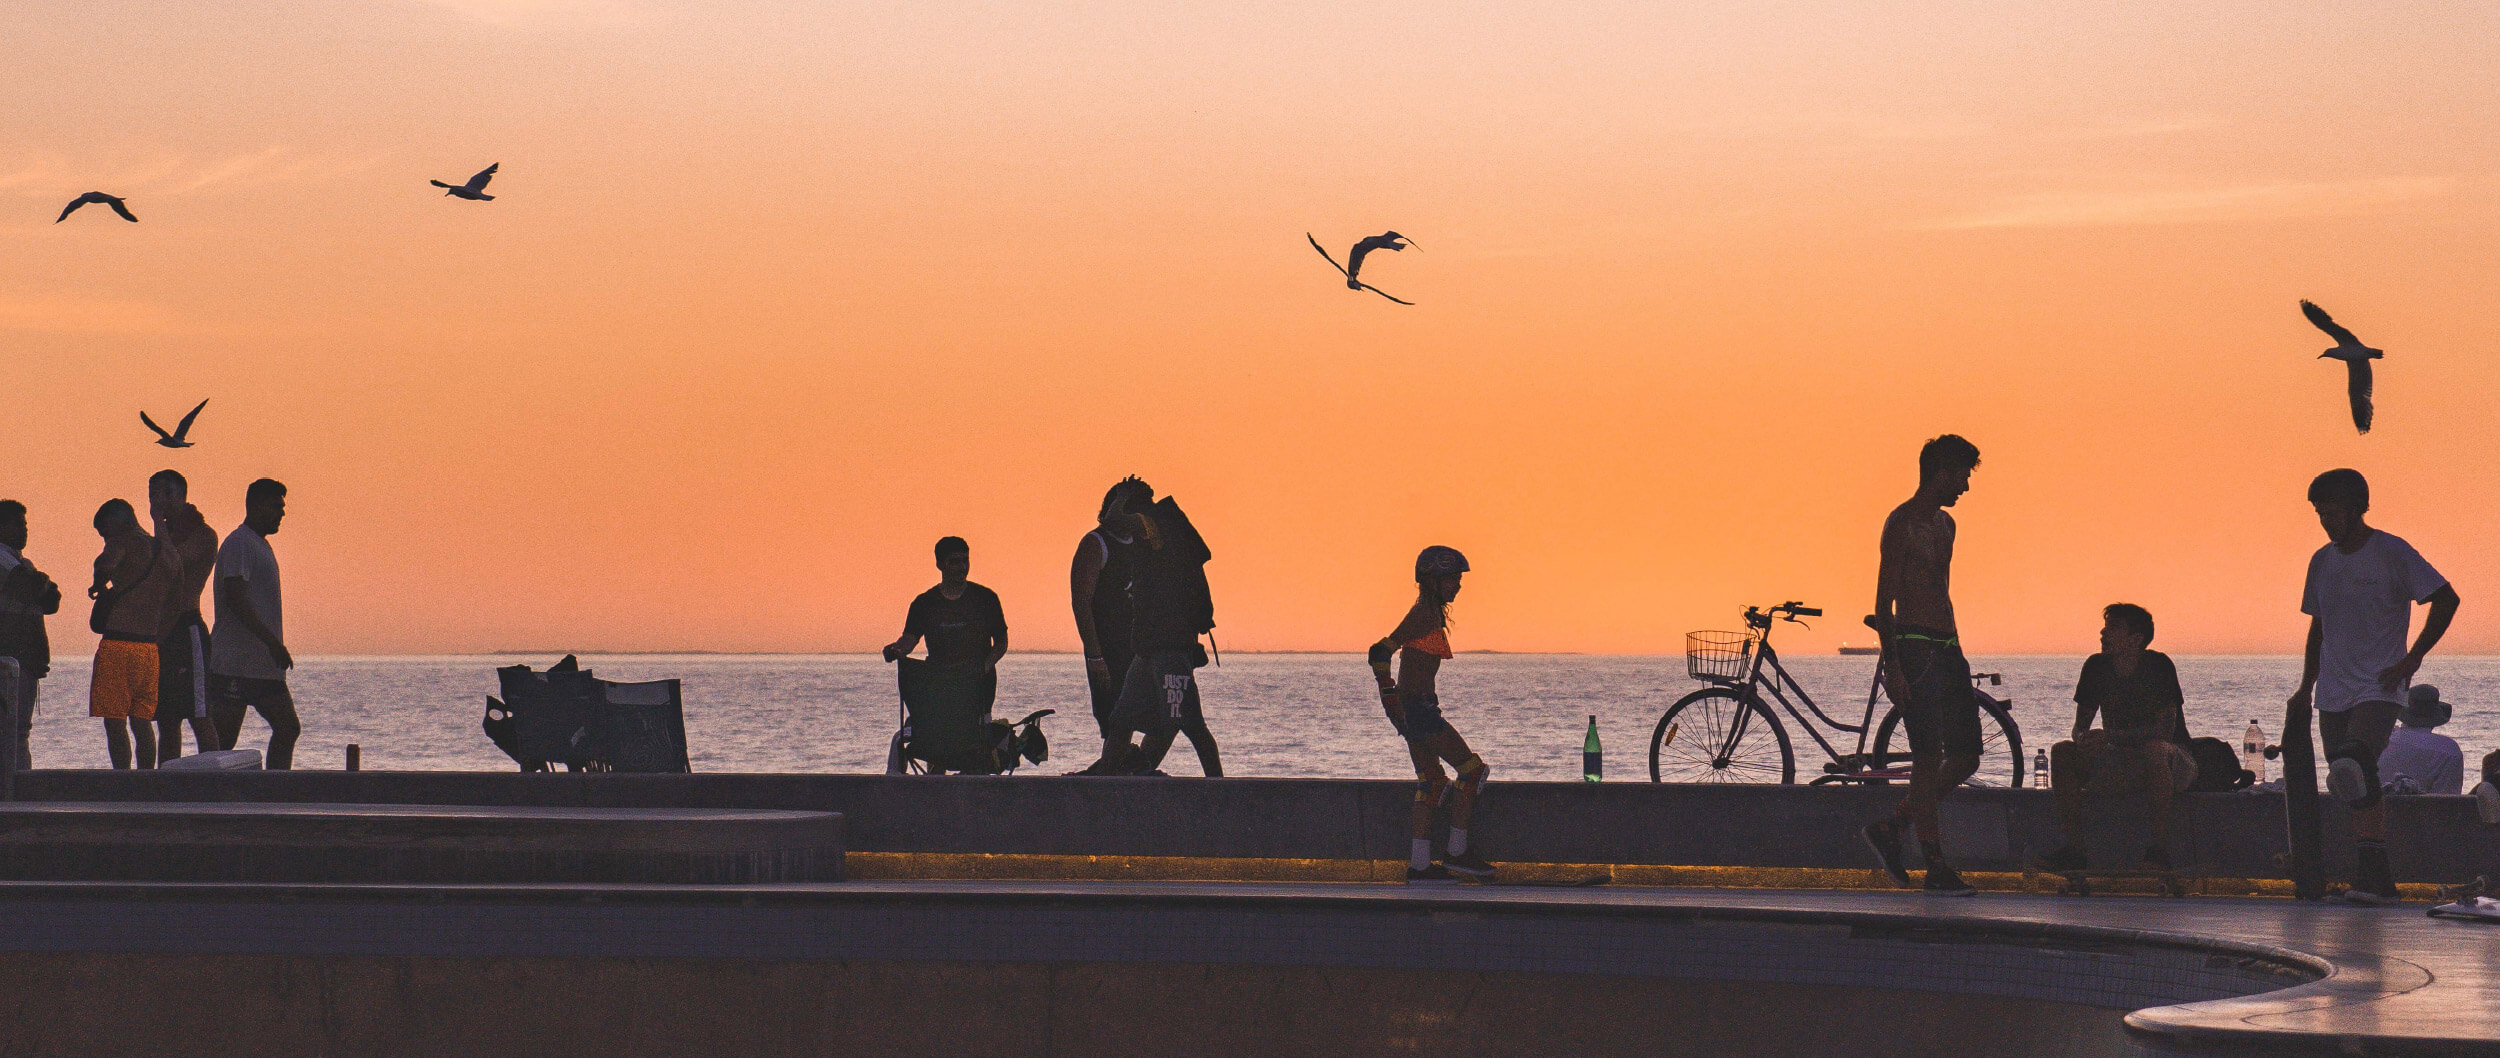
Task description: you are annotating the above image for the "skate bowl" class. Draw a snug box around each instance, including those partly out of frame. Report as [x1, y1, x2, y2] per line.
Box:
[0, 881, 2442, 1058]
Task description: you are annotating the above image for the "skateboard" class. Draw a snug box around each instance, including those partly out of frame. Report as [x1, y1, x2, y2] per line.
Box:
[2043, 867, 2197, 897]
[2281, 698, 2327, 900]
[1466, 873, 1612, 887]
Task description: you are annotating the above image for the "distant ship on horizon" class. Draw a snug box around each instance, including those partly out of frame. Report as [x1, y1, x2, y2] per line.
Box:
[1837, 643, 1880, 656]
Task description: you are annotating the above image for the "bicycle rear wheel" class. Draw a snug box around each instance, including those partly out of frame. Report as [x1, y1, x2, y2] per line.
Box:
[1872, 693, 2025, 787]
[1650, 686, 1797, 784]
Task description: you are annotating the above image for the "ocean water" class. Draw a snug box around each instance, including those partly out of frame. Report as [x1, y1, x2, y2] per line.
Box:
[14, 652, 2498, 781]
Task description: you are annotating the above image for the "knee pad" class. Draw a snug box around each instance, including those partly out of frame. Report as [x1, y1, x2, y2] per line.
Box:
[1456, 755, 1489, 795]
[2332, 740, 2384, 807]
[1416, 775, 1449, 805]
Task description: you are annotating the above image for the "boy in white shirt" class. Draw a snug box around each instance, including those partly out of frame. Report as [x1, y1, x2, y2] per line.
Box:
[2288, 469, 2462, 904]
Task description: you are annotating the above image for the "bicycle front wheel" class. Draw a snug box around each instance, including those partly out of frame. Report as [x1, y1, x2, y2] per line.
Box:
[1872, 693, 2025, 787]
[1650, 686, 1797, 784]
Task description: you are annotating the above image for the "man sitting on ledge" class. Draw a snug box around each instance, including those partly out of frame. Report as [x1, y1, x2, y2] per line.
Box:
[2037, 603, 2194, 874]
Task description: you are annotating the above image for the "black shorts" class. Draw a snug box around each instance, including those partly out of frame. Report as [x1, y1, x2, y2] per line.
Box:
[1109, 651, 1201, 737]
[2320, 701, 2399, 762]
[1088, 649, 1135, 734]
[1893, 634, 1982, 758]
[157, 618, 210, 722]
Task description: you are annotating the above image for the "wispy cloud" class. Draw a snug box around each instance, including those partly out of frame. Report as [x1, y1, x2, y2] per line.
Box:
[420, 0, 645, 27]
[1920, 176, 2455, 230]
[0, 294, 186, 336]
[0, 147, 389, 199]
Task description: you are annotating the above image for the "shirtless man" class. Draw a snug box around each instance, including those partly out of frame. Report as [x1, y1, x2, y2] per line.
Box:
[1862, 435, 1982, 896]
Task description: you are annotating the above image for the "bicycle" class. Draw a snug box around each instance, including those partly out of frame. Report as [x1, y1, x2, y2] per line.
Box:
[1647, 601, 2023, 787]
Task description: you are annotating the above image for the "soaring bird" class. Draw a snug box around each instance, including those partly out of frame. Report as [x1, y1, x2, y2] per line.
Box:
[56, 192, 137, 223]
[2301, 300, 2382, 434]
[1308, 231, 1415, 305]
[430, 163, 499, 201]
[142, 399, 209, 449]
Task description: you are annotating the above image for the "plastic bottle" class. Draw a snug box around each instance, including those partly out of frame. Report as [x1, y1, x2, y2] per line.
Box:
[2245, 721, 2267, 783]
[2032, 747, 2049, 788]
[1583, 715, 1602, 782]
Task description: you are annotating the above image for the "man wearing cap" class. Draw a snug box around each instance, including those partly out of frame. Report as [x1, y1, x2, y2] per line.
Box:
[2378, 685, 2463, 796]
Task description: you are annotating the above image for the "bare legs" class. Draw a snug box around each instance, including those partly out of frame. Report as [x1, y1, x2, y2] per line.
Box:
[103, 718, 156, 770]
[1408, 730, 1482, 844]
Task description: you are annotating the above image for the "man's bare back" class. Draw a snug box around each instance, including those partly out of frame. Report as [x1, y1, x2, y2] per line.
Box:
[1878, 501, 1957, 634]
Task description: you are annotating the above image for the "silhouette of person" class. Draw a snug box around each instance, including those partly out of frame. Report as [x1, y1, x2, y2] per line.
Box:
[884, 536, 1008, 672]
[209, 479, 300, 769]
[1371, 546, 1493, 883]
[1070, 477, 1220, 776]
[2289, 468, 2460, 903]
[89, 499, 182, 769]
[1077, 481, 1223, 777]
[2037, 603, 2191, 874]
[1861, 434, 1983, 895]
[2379, 685, 2462, 796]
[147, 470, 220, 764]
[0, 501, 62, 770]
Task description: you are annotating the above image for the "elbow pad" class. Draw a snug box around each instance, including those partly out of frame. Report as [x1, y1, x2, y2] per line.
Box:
[1368, 641, 1396, 667]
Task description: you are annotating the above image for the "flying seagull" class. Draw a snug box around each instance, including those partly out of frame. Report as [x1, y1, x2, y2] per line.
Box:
[56, 192, 137, 223]
[2301, 300, 2382, 434]
[1308, 232, 1415, 305]
[430, 163, 499, 201]
[142, 399, 209, 449]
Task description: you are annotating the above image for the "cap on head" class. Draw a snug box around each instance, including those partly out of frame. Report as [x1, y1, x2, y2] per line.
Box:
[1415, 545, 1470, 581]
[2402, 684, 2451, 728]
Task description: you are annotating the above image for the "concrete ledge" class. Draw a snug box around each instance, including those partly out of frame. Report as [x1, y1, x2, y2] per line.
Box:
[16, 771, 2495, 884]
[0, 802, 844, 884]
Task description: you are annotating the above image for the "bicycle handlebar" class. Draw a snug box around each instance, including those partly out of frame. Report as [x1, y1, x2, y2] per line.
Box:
[1786, 606, 1822, 618]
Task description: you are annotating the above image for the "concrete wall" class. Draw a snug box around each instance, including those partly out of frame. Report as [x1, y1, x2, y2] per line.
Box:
[0, 802, 844, 883]
[13, 771, 2496, 882]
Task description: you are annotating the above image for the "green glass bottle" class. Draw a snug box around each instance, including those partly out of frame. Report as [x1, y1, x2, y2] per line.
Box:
[1582, 715, 1602, 782]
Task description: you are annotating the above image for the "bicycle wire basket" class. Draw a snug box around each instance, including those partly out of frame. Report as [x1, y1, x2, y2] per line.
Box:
[1685, 631, 1756, 683]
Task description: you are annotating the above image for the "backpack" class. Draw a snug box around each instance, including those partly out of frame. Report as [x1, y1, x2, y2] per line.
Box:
[2184, 736, 2254, 792]
[1129, 497, 1215, 651]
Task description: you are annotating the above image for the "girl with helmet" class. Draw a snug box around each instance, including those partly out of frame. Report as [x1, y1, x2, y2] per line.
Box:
[1369, 545, 1494, 882]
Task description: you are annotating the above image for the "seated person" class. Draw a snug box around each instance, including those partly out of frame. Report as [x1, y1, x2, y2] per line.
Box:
[882, 536, 1009, 774]
[2379, 684, 2462, 795]
[2037, 603, 2193, 872]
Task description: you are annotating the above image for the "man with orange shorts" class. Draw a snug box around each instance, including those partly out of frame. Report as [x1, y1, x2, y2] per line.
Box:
[88, 499, 182, 769]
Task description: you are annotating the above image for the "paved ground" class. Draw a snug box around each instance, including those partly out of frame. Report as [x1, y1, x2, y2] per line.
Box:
[0, 879, 2489, 1054]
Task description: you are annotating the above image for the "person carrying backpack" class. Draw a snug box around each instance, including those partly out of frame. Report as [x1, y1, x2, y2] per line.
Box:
[1078, 481, 1222, 777]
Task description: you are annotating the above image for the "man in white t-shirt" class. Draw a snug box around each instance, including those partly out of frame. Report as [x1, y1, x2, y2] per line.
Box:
[209, 478, 300, 769]
[2379, 684, 2463, 796]
[2289, 468, 2461, 904]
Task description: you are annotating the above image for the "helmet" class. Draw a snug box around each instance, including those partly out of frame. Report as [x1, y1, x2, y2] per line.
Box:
[1414, 545, 1470, 581]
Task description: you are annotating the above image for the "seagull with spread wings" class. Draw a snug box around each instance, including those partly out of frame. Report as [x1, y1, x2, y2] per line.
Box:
[1308, 231, 1415, 305]
[430, 163, 499, 201]
[142, 399, 209, 449]
[56, 192, 137, 223]
[2301, 300, 2382, 435]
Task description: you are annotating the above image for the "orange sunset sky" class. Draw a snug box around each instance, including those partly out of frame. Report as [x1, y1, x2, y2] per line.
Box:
[7, 0, 2498, 657]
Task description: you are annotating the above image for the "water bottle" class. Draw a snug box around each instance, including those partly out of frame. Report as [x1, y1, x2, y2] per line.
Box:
[2032, 747, 2048, 788]
[1582, 715, 1602, 782]
[2245, 720, 2266, 782]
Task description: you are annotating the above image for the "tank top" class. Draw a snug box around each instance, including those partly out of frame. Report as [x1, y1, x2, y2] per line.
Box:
[1086, 529, 1136, 661]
